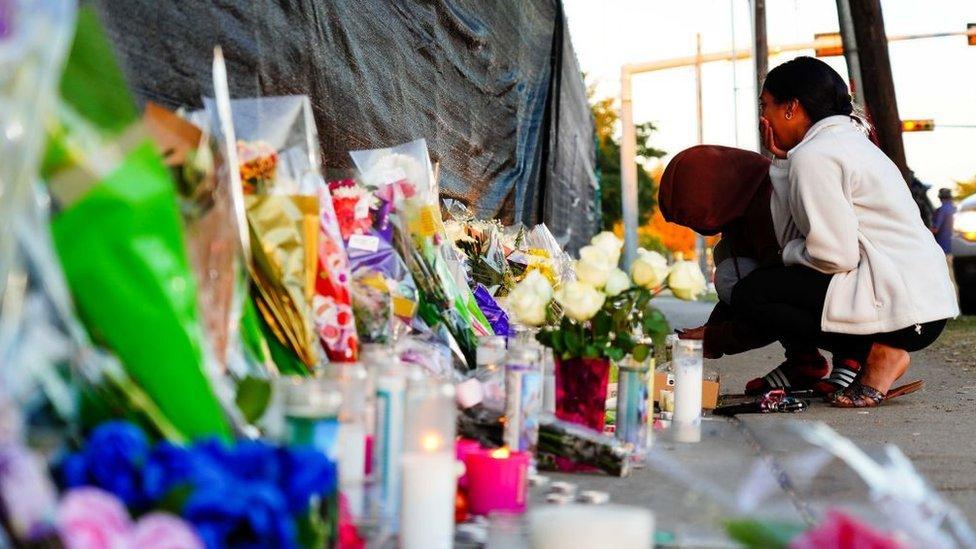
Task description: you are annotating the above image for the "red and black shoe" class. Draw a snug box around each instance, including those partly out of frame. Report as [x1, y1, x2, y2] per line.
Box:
[814, 358, 862, 398]
[745, 351, 829, 396]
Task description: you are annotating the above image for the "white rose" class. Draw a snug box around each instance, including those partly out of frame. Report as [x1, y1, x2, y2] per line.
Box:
[631, 249, 670, 289]
[603, 268, 632, 297]
[575, 245, 614, 288]
[668, 258, 708, 301]
[506, 271, 554, 326]
[555, 281, 606, 322]
[522, 269, 554, 301]
[590, 231, 623, 267]
[575, 258, 610, 288]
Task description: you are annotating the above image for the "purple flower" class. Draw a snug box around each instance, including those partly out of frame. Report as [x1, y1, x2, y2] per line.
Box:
[183, 481, 297, 549]
[61, 421, 150, 508]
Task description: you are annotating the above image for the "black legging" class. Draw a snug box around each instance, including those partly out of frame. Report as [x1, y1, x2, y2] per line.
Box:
[731, 265, 947, 364]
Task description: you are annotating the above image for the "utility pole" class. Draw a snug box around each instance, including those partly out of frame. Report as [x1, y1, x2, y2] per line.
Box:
[848, 0, 909, 179]
[694, 33, 707, 275]
[753, 0, 768, 150]
[835, 0, 864, 109]
[619, 70, 638, 270]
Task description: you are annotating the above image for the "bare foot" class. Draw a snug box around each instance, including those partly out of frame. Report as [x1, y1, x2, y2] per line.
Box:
[860, 343, 910, 394]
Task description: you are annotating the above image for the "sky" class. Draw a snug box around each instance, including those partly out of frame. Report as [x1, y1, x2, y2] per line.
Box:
[563, 0, 976, 195]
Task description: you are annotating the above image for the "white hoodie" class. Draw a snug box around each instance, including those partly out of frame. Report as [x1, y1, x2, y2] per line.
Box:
[768, 115, 958, 334]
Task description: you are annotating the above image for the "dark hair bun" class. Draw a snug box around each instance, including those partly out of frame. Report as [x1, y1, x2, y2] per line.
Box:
[762, 56, 853, 122]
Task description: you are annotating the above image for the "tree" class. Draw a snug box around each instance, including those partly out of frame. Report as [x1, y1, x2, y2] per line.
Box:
[954, 176, 976, 201]
[590, 91, 666, 230]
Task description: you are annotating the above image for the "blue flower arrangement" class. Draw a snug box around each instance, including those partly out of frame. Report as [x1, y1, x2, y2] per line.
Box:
[60, 421, 338, 549]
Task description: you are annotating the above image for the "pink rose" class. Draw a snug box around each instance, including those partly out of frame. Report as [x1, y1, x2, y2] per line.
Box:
[130, 513, 203, 549]
[58, 488, 131, 549]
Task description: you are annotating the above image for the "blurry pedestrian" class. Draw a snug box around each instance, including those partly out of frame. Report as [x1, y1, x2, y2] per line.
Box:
[932, 187, 957, 287]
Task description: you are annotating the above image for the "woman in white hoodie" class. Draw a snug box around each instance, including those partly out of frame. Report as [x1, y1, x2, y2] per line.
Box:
[732, 56, 958, 408]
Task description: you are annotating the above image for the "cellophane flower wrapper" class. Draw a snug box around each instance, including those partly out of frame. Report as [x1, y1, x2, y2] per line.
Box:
[507, 223, 574, 288]
[350, 139, 492, 368]
[202, 95, 321, 196]
[202, 95, 326, 372]
[49, 141, 231, 441]
[328, 177, 419, 343]
[244, 194, 320, 369]
[473, 284, 511, 337]
[313, 181, 358, 362]
[145, 103, 258, 379]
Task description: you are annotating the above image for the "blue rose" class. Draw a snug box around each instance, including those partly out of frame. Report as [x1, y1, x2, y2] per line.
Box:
[278, 447, 338, 513]
[183, 481, 297, 549]
[143, 442, 226, 501]
[61, 420, 150, 507]
[192, 439, 280, 484]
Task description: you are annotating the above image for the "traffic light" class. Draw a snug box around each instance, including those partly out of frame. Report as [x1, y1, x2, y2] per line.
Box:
[902, 119, 935, 132]
[969, 23, 976, 46]
[814, 32, 844, 57]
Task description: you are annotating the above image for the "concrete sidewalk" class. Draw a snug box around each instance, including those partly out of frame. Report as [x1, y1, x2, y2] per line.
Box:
[655, 296, 976, 522]
[533, 298, 976, 546]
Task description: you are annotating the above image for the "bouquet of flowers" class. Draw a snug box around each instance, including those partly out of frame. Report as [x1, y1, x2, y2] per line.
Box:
[58, 421, 341, 549]
[328, 177, 419, 345]
[350, 139, 491, 368]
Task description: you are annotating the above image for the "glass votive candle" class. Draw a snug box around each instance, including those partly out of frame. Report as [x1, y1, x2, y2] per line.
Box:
[464, 446, 530, 515]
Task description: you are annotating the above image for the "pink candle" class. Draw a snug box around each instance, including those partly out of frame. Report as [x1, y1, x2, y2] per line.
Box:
[455, 438, 483, 487]
[464, 447, 530, 515]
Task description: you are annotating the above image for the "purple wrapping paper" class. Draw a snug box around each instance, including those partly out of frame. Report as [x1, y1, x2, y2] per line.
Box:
[474, 284, 510, 336]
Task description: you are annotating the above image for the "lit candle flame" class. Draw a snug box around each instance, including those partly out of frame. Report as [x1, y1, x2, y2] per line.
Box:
[420, 432, 443, 452]
[490, 447, 510, 459]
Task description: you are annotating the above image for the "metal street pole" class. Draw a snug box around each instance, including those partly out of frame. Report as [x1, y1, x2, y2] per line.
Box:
[835, 0, 865, 108]
[694, 33, 708, 273]
[619, 69, 639, 270]
[753, 0, 768, 150]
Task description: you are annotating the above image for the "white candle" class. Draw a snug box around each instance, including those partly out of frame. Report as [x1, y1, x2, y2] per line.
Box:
[672, 339, 703, 428]
[400, 449, 456, 549]
[400, 374, 457, 549]
[337, 421, 366, 516]
[529, 504, 654, 549]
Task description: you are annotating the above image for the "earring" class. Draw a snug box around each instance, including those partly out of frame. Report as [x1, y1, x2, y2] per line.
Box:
[785, 112, 793, 120]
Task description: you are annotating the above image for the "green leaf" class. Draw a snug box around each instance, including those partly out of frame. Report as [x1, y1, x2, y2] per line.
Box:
[583, 345, 600, 359]
[606, 347, 624, 362]
[565, 328, 582, 356]
[724, 519, 805, 549]
[642, 307, 670, 340]
[60, 8, 138, 134]
[632, 344, 650, 362]
[236, 376, 272, 424]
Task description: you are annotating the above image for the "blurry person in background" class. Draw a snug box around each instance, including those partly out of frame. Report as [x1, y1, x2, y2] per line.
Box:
[932, 187, 957, 290]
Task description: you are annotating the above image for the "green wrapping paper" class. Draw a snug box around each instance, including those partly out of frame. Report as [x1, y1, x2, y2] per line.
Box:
[51, 141, 231, 440]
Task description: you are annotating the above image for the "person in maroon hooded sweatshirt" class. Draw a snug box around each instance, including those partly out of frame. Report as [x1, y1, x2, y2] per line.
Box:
[659, 144, 852, 396]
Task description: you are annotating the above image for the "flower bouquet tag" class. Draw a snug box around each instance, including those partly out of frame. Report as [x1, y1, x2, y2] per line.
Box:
[348, 234, 380, 253]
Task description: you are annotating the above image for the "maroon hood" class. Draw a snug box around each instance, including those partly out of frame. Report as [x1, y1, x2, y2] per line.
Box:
[659, 145, 771, 235]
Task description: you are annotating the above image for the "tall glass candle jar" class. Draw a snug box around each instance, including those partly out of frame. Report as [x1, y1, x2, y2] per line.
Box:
[503, 345, 543, 454]
[615, 355, 650, 457]
[400, 374, 457, 549]
[672, 339, 703, 435]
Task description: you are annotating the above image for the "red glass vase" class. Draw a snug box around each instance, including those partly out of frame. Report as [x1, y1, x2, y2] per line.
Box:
[554, 356, 612, 431]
